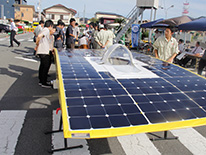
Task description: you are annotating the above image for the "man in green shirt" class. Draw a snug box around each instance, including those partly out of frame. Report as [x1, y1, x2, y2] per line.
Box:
[153, 28, 179, 63]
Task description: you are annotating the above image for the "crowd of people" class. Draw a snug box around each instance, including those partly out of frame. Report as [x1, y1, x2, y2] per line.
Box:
[33, 18, 116, 88]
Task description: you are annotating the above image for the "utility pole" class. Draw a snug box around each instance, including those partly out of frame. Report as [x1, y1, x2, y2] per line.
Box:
[37, 0, 41, 21]
[0, 4, 4, 20]
[83, 4, 86, 24]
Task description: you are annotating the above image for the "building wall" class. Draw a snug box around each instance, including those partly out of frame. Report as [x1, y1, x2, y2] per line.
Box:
[96, 14, 121, 19]
[15, 6, 34, 22]
[0, 0, 15, 19]
[44, 7, 75, 25]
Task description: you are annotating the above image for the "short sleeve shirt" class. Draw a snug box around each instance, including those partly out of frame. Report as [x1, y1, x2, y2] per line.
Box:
[36, 27, 50, 55]
[66, 25, 74, 44]
[153, 36, 179, 61]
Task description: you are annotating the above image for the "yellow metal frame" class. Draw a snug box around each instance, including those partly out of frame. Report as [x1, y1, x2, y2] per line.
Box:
[55, 49, 206, 139]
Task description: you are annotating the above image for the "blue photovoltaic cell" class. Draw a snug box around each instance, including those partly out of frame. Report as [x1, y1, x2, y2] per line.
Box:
[90, 117, 111, 129]
[145, 112, 166, 123]
[109, 115, 130, 127]
[87, 106, 106, 116]
[70, 117, 91, 130]
[58, 50, 206, 131]
[127, 114, 148, 125]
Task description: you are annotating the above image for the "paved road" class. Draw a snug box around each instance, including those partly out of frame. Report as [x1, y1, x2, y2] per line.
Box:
[1, 32, 206, 155]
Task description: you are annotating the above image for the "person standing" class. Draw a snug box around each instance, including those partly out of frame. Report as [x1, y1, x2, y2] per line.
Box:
[93, 23, 100, 49]
[35, 20, 54, 88]
[73, 23, 80, 41]
[95, 24, 110, 49]
[153, 27, 179, 63]
[9, 18, 20, 47]
[54, 20, 64, 48]
[66, 18, 76, 49]
[105, 25, 115, 49]
[34, 20, 44, 42]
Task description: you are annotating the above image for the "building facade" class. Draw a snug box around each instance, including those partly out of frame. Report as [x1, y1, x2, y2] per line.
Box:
[0, 0, 27, 19]
[95, 12, 124, 24]
[14, 4, 35, 22]
[43, 4, 77, 25]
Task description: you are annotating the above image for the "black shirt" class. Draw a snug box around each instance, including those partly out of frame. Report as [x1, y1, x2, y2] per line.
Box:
[66, 25, 74, 45]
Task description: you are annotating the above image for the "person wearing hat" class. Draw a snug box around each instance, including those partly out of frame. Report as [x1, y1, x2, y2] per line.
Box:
[94, 24, 110, 49]
[9, 18, 20, 47]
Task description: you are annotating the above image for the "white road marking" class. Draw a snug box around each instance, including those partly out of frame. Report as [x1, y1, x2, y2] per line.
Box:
[0, 111, 27, 155]
[52, 111, 90, 155]
[28, 39, 33, 42]
[15, 56, 38, 62]
[171, 128, 206, 155]
[0, 38, 6, 41]
[18, 39, 25, 42]
[117, 133, 161, 155]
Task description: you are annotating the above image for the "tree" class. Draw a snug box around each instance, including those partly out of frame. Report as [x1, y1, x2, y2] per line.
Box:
[90, 18, 99, 23]
[115, 18, 126, 32]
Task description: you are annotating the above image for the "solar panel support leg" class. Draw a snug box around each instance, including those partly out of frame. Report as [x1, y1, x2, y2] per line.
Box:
[45, 114, 63, 134]
[48, 138, 83, 153]
[149, 131, 178, 141]
[45, 113, 83, 153]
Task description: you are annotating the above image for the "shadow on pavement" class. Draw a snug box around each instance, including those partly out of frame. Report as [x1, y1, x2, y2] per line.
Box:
[0, 64, 59, 155]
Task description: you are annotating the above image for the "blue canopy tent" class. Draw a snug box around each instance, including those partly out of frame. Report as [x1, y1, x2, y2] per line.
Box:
[178, 18, 206, 31]
[152, 15, 193, 29]
[140, 18, 164, 28]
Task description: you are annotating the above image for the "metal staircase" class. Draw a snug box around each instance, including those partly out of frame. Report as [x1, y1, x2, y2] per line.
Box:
[115, 6, 145, 43]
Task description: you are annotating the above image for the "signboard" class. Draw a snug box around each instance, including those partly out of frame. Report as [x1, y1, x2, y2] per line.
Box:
[132, 24, 140, 48]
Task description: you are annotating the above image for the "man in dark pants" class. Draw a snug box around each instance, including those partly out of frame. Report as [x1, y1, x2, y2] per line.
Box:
[35, 20, 54, 88]
[9, 18, 20, 47]
[198, 50, 206, 76]
[66, 18, 76, 49]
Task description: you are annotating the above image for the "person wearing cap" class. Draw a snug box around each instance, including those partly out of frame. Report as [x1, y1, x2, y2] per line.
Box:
[9, 18, 20, 47]
[95, 24, 110, 49]
[153, 27, 179, 63]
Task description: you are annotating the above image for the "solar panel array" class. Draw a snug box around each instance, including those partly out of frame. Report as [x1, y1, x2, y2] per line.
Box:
[57, 50, 206, 138]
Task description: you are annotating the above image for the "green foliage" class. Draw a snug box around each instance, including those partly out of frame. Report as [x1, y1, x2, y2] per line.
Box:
[90, 18, 99, 23]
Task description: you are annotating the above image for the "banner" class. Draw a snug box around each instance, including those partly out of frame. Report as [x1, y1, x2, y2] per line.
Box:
[132, 24, 140, 47]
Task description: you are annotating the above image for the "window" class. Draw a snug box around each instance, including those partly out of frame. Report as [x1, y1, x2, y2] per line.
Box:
[51, 14, 54, 19]
[15, 6, 20, 12]
[60, 15, 63, 20]
[63, 15, 69, 20]
[46, 14, 51, 19]
[21, 13, 24, 17]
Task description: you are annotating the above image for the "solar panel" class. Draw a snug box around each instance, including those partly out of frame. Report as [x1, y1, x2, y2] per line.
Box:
[55, 49, 206, 139]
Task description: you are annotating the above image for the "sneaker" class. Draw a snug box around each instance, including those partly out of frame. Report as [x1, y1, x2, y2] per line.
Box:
[18, 43, 21, 47]
[38, 82, 42, 86]
[41, 83, 52, 88]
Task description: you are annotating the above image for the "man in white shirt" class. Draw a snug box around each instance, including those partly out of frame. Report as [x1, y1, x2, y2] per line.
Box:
[153, 28, 179, 63]
[9, 18, 20, 47]
[182, 41, 203, 67]
[95, 24, 110, 49]
[34, 20, 44, 42]
[36, 20, 54, 88]
[105, 25, 115, 49]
